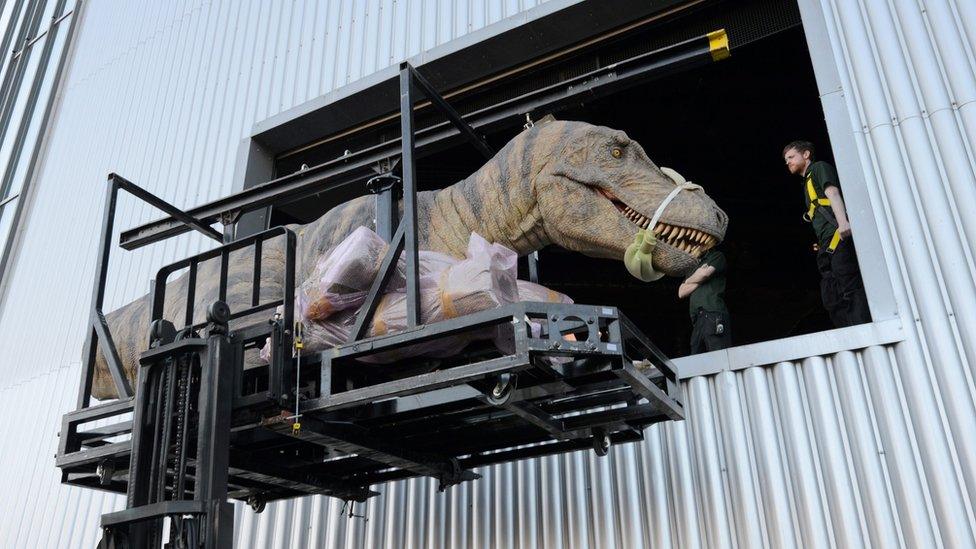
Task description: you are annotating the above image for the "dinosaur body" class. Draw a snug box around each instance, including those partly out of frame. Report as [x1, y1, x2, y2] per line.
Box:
[93, 120, 728, 399]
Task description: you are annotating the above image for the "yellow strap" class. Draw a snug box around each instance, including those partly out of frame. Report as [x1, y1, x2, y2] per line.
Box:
[827, 229, 841, 253]
[439, 271, 458, 319]
[804, 177, 831, 221]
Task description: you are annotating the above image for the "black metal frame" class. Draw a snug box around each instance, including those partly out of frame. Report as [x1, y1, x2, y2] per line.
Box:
[52, 47, 719, 545]
[73, 173, 225, 408]
[118, 32, 729, 251]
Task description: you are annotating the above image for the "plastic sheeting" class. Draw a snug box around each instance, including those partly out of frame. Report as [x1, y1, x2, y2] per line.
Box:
[265, 230, 528, 363]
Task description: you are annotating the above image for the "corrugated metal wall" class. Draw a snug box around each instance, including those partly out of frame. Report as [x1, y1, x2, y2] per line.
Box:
[1, 0, 975, 547]
[805, 0, 976, 546]
[227, 346, 947, 549]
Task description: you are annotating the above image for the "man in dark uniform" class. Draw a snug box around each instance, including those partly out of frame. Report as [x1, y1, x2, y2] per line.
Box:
[783, 140, 870, 327]
[679, 248, 731, 353]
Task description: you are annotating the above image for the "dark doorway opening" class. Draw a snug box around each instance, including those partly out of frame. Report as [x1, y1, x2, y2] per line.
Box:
[269, 6, 870, 359]
[411, 26, 862, 358]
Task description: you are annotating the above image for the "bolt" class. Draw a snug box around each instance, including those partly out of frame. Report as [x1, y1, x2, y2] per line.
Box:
[587, 317, 594, 324]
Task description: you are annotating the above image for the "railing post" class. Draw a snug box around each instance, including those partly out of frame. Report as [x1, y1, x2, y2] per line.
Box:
[399, 63, 421, 328]
[76, 176, 121, 409]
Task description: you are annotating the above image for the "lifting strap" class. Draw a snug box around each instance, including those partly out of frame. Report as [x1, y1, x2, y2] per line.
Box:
[804, 175, 841, 253]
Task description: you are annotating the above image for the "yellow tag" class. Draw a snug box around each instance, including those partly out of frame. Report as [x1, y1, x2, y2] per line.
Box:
[292, 422, 301, 433]
[295, 342, 304, 350]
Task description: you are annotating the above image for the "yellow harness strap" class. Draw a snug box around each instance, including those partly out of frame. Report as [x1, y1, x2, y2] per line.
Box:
[804, 177, 832, 221]
[805, 176, 841, 253]
[827, 229, 842, 253]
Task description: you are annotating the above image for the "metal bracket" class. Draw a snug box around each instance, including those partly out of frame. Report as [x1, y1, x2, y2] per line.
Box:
[219, 209, 241, 226]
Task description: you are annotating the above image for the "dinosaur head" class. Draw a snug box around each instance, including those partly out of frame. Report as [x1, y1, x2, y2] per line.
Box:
[534, 121, 728, 278]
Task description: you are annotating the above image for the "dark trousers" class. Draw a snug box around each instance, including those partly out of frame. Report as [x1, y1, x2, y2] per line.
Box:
[691, 309, 731, 354]
[817, 237, 871, 328]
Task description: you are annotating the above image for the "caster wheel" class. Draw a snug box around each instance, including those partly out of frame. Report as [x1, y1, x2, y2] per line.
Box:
[485, 373, 515, 406]
[247, 495, 266, 513]
[593, 429, 611, 457]
[96, 460, 115, 486]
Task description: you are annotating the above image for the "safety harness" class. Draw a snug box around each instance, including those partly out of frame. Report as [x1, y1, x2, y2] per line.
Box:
[803, 173, 842, 253]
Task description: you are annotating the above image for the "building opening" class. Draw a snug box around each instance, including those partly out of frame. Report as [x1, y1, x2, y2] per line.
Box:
[269, 0, 871, 358]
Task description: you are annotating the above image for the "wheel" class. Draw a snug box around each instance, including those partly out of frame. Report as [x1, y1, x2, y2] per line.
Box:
[247, 495, 267, 513]
[593, 429, 611, 457]
[96, 460, 115, 486]
[147, 319, 176, 346]
[485, 373, 515, 406]
[207, 300, 231, 324]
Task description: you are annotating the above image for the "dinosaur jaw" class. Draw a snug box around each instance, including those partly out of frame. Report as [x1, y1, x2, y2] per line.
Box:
[596, 187, 719, 260]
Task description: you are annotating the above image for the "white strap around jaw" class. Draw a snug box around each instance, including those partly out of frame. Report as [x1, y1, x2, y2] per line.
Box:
[650, 167, 702, 232]
[627, 167, 702, 282]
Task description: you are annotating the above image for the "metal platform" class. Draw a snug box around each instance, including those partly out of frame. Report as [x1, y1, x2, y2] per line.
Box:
[47, 40, 726, 544]
[58, 300, 682, 507]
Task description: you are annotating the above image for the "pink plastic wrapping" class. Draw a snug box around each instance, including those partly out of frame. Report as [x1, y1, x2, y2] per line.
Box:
[263, 232, 525, 364]
[516, 280, 573, 305]
[296, 226, 456, 322]
[296, 227, 386, 321]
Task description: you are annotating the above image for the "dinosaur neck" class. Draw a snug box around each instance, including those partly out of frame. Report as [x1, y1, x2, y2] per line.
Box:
[422, 151, 550, 257]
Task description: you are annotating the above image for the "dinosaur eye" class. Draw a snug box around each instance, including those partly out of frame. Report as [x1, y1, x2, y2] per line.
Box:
[611, 147, 623, 158]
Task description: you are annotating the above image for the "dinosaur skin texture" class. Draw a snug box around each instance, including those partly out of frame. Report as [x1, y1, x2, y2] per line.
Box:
[92, 120, 728, 399]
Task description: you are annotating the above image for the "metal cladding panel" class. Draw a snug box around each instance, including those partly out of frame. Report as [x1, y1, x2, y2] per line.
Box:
[799, 0, 976, 546]
[3, 345, 956, 549]
[223, 347, 944, 548]
[1, 0, 976, 548]
[0, 0, 559, 389]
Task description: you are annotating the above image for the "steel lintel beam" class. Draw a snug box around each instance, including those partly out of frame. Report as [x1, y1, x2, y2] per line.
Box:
[120, 31, 727, 250]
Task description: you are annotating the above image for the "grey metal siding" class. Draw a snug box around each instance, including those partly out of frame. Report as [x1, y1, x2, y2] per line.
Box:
[1, 1, 975, 548]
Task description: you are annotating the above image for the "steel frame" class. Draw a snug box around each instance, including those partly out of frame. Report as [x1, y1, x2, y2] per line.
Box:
[118, 32, 728, 251]
[55, 52, 700, 546]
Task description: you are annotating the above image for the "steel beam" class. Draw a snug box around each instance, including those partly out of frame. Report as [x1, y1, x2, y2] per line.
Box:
[120, 33, 726, 250]
[268, 415, 478, 487]
[407, 64, 494, 159]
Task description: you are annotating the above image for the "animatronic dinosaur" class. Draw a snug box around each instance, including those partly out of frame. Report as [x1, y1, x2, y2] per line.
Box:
[93, 120, 728, 399]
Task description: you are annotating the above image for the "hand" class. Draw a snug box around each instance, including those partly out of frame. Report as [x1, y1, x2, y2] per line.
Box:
[837, 220, 852, 239]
